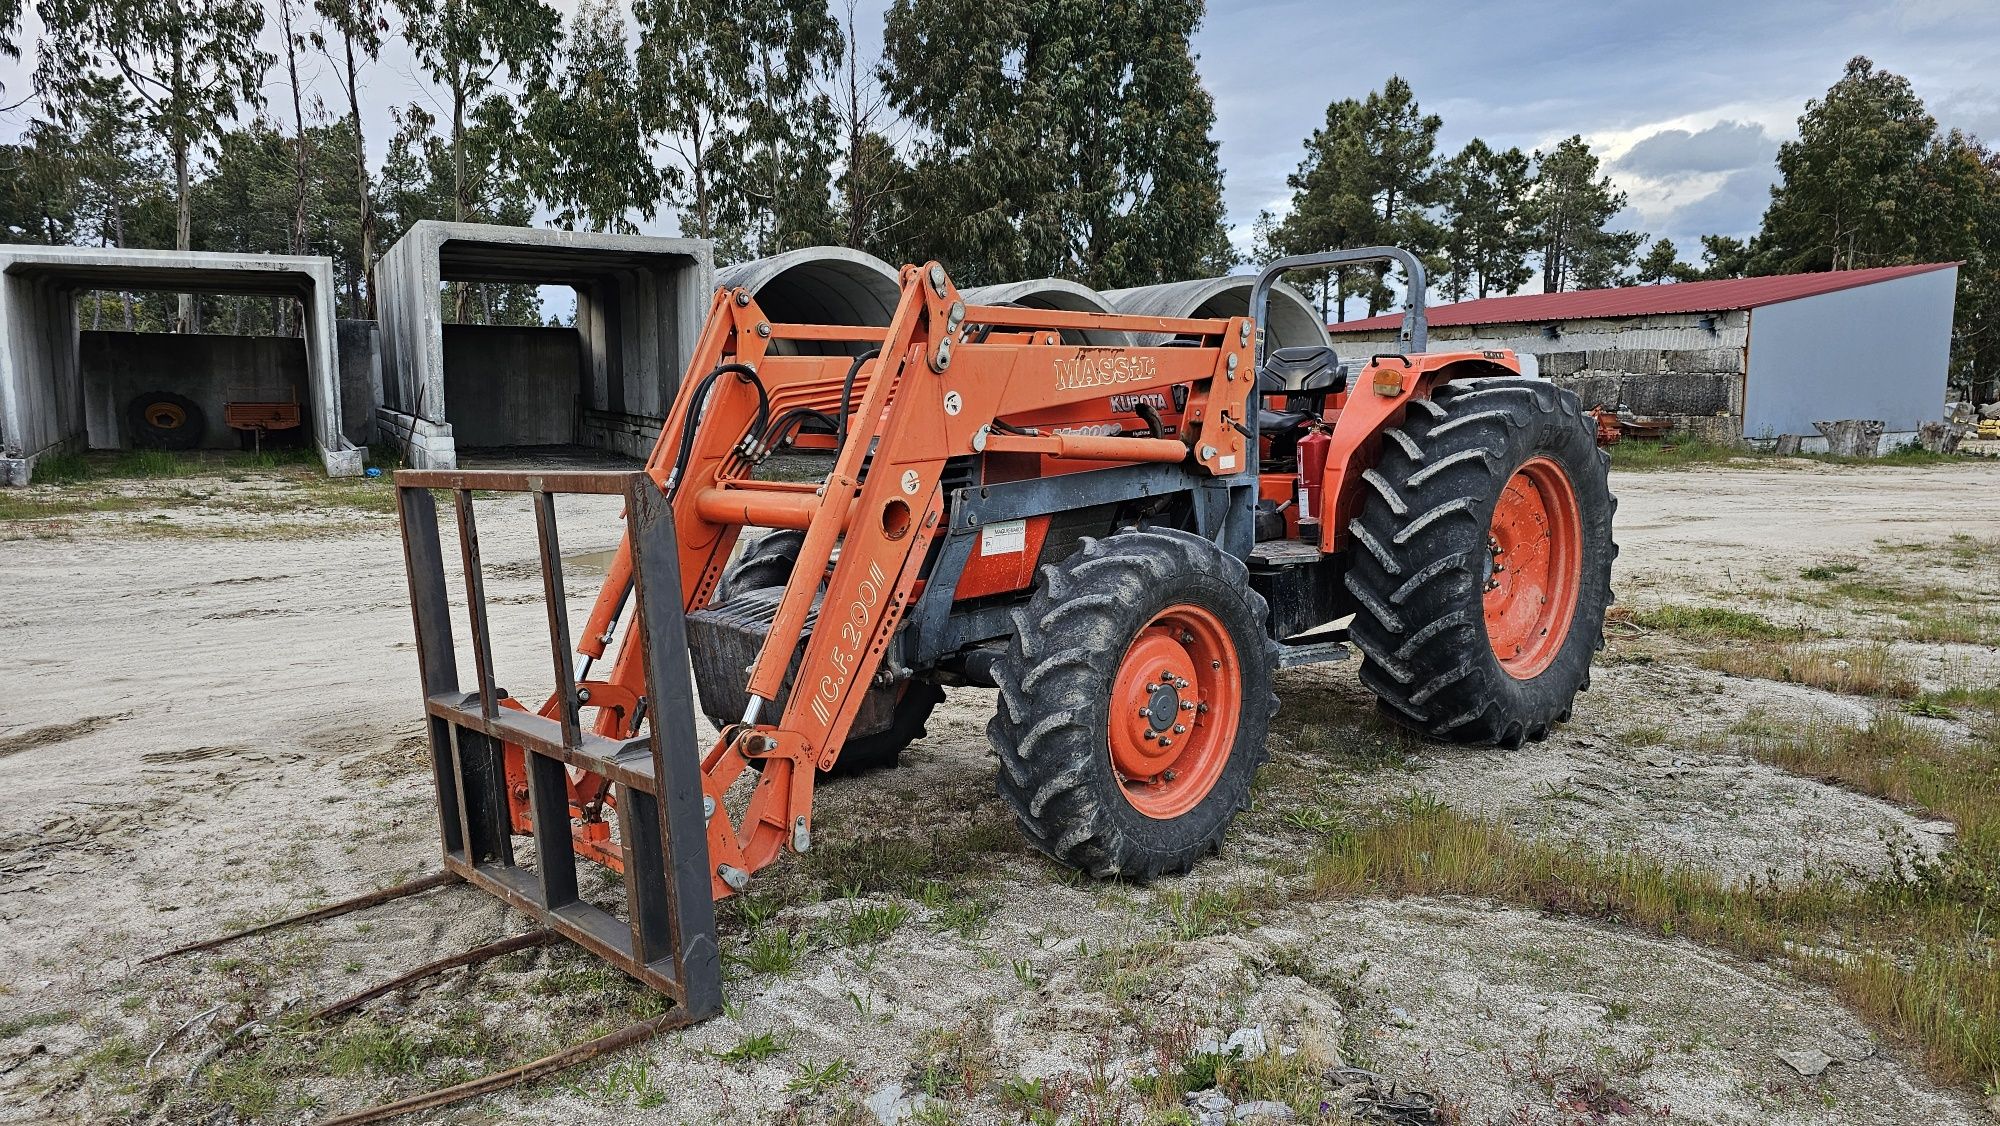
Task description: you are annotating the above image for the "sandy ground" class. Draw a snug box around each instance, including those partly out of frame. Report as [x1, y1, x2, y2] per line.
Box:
[2, 459, 1999, 1124]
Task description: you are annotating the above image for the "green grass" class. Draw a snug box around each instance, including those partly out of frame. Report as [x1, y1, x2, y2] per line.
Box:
[4, 447, 396, 531]
[1609, 436, 1963, 471]
[1621, 604, 1799, 641]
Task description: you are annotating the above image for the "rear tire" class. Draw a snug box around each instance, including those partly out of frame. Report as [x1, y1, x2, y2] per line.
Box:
[1344, 378, 1615, 748]
[988, 529, 1279, 878]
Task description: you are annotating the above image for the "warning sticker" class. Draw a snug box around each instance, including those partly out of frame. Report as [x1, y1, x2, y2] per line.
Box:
[979, 518, 1027, 556]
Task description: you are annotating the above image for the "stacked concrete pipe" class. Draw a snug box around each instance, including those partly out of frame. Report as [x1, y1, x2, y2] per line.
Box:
[1101, 275, 1331, 351]
[715, 246, 902, 356]
[959, 278, 1130, 346]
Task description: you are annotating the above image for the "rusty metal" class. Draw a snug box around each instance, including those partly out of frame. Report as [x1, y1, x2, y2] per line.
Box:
[392, 468, 637, 494]
[395, 473, 722, 1012]
[312, 1009, 696, 1126]
[302, 931, 558, 1025]
[140, 871, 456, 964]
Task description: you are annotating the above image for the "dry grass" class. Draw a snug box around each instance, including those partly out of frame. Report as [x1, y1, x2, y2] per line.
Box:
[1697, 641, 1918, 699]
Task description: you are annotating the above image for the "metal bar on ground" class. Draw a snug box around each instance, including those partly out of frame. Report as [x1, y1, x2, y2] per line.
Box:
[301, 931, 558, 1024]
[140, 872, 457, 964]
[311, 1009, 697, 1126]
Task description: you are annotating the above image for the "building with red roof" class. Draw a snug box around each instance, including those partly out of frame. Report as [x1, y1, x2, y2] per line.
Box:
[1327, 263, 1959, 449]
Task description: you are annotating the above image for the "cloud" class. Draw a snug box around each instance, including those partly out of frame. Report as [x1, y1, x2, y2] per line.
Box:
[1615, 121, 1776, 179]
[1657, 166, 1776, 242]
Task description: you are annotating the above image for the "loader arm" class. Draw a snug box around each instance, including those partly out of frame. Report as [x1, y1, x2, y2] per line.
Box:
[553, 264, 1257, 899]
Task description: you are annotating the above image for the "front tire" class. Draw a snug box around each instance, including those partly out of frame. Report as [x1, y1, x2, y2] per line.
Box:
[1344, 378, 1615, 748]
[988, 529, 1279, 878]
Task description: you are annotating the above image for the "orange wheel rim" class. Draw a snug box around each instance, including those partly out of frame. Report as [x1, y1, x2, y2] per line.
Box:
[1108, 604, 1240, 819]
[1483, 456, 1582, 678]
[145, 403, 187, 429]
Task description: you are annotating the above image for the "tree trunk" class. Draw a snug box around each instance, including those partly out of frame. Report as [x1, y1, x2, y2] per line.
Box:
[341, 32, 378, 317]
[174, 133, 193, 332]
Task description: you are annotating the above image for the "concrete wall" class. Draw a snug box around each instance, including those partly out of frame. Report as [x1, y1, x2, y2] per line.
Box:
[80, 332, 308, 449]
[0, 246, 360, 484]
[1744, 267, 1958, 440]
[440, 324, 583, 447]
[336, 319, 382, 448]
[1332, 310, 1750, 438]
[375, 221, 712, 468]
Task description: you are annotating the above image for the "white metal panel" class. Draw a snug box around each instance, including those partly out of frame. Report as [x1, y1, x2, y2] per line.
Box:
[1743, 268, 1957, 438]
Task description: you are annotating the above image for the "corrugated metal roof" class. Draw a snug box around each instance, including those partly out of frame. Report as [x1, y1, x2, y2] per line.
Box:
[1324, 262, 1959, 334]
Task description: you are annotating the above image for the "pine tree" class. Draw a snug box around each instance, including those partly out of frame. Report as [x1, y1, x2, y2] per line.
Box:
[1635, 237, 1696, 284]
[1436, 138, 1534, 301]
[881, 0, 1230, 289]
[1528, 135, 1640, 291]
[1755, 56, 1936, 273]
[1696, 234, 1750, 279]
[36, 0, 272, 329]
[1348, 76, 1442, 314]
[523, 0, 660, 234]
[1259, 97, 1373, 321]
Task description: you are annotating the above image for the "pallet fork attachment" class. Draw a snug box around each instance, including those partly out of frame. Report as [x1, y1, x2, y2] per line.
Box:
[142, 470, 722, 1124]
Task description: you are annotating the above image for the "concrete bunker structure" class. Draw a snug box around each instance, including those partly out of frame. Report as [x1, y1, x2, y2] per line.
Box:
[1103, 275, 1331, 352]
[961, 278, 1130, 346]
[716, 247, 901, 356]
[374, 222, 713, 469]
[0, 245, 359, 485]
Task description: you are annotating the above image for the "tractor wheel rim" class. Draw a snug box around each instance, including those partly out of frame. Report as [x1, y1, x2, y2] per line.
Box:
[1108, 604, 1239, 819]
[1483, 455, 1583, 678]
[146, 403, 187, 429]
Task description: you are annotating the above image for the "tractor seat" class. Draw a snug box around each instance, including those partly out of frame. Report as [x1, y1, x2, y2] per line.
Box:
[1258, 406, 1314, 431]
[1258, 346, 1346, 396]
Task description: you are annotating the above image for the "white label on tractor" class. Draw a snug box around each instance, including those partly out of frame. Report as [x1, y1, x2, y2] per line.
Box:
[980, 519, 1027, 556]
[1217, 454, 1237, 472]
[901, 469, 921, 494]
[1297, 485, 1312, 520]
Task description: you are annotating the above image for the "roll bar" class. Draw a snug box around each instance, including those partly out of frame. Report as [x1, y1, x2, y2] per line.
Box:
[1249, 246, 1428, 362]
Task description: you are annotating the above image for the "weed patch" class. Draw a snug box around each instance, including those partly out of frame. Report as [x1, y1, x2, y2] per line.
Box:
[1698, 642, 1917, 699]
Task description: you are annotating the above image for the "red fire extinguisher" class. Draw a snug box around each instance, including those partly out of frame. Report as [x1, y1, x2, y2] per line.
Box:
[1296, 427, 1330, 541]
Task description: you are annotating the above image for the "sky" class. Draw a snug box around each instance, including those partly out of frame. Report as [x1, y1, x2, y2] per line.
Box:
[5, 0, 2000, 272]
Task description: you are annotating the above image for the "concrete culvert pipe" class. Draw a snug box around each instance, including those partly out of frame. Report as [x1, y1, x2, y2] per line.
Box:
[1102, 275, 1332, 351]
[960, 278, 1130, 346]
[715, 246, 902, 356]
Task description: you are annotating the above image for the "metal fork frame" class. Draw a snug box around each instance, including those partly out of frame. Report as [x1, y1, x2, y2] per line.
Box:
[395, 468, 720, 1016]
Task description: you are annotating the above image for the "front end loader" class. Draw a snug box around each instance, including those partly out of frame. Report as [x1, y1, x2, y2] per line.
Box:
[153, 248, 1614, 1124]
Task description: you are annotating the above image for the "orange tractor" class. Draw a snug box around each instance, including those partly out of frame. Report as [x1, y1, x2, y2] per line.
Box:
[168, 247, 1610, 1122]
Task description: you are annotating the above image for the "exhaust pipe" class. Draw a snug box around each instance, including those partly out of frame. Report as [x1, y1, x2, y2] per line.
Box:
[960, 278, 1131, 346]
[715, 246, 901, 356]
[1102, 275, 1331, 351]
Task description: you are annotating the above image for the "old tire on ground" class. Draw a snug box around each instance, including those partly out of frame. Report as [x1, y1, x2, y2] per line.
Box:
[988, 529, 1279, 878]
[127, 391, 205, 450]
[1344, 378, 1615, 748]
[709, 529, 935, 776]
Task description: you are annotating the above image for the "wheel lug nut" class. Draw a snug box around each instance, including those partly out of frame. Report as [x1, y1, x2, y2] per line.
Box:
[1174, 677, 1188, 689]
[1210, 660, 1220, 669]
[1137, 707, 1150, 718]
[1197, 703, 1209, 713]
[1173, 724, 1186, 734]
[1163, 769, 1177, 781]
[1159, 738, 1173, 748]
[1144, 682, 1158, 692]
[1180, 700, 1195, 711]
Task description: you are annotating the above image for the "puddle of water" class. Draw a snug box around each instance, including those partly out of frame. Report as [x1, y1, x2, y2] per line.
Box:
[563, 548, 618, 575]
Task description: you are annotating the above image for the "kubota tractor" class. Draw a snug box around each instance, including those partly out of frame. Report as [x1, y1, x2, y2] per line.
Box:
[211, 246, 1610, 1120]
